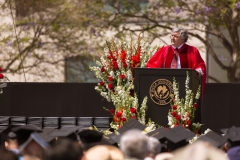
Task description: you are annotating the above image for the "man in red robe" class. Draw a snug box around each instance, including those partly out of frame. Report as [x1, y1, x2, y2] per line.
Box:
[146, 28, 206, 96]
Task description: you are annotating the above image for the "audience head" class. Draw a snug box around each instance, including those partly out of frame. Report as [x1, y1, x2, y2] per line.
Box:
[160, 125, 195, 152]
[155, 152, 174, 160]
[221, 126, 240, 160]
[43, 138, 83, 160]
[5, 132, 19, 153]
[120, 129, 148, 159]
[147, 137, 162, 158]
[78, 129, 103, 151]
[170, 140, 228, 160]
[0, 147, 18, 160]
[11, 125, 42, 146]
[84, 145, 124, 160]
[19, 132, 49, 160]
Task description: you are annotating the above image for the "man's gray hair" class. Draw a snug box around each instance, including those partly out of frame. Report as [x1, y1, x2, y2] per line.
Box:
[120, 129, 148, 159]
[147, 137, 161, 157]
[171, 28, 188, 42]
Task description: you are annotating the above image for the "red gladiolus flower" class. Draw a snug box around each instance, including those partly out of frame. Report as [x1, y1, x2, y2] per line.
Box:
[0, 73, 4, 79]
[193, 103, 198, 108]
[113, 117, 119, 122]
[172, 105, 177, 110]
[176, 115, 181, 120]
[131, 54, 140, 64]
[121, 117, 127, 122]
[107, 55, 113, 59]
[130, 108, 137, 113]
[108, 77, 113, 81]
[108, 83, 114, 90]
[112, 61, 119, 70]
[116, 112, 122, 117]
[109, 109, 114, 113]
[120, 74, 126, 79]
[171, 111, 177, 117]
[120, 50, 126, 60]
[131, 116, 136, 119]
[101, 66, 105, 72]
[186, 120, 191, 125]
[99, 81, 105, 86]
[123, 62, 128, 68]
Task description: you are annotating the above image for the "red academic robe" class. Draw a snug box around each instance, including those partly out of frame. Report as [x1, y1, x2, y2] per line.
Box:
[146, 44, 206, 97]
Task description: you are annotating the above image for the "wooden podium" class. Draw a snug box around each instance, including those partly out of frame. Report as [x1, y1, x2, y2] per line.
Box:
[134, 68, 202, 127]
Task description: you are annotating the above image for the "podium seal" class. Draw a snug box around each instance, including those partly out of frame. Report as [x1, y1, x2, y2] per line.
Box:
[149, 79, 174, 105]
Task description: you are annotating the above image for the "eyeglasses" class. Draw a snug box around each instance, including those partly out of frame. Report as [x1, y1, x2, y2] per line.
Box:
[170, 35, 180, 38]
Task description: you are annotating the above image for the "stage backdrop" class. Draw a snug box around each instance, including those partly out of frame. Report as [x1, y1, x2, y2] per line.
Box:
[0, 82, 240, 134]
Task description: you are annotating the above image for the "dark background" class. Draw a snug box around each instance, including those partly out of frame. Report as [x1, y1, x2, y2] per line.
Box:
[0, 82, 240, 134]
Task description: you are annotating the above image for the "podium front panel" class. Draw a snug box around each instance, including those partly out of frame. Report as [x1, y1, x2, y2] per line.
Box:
[134, 68, 201, 127]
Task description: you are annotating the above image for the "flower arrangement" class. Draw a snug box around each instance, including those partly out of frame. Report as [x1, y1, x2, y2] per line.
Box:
[189, 128, 211, 144]
[89, 34, 154, 130]
[168, 71, 203, 133]
[0, 67, 8, 95]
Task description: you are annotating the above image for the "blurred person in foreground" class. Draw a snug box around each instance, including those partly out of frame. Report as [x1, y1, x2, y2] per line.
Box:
[170, 140, 229, 160]
[19, 132, 50, 160]
[0, 147, 18, 160]
[84, 145, 124, 160]
[144, 137, 161, 160]
[120, 129, 148, 160]
[146, 28, 206, 96]
[43, 138, 83, 160]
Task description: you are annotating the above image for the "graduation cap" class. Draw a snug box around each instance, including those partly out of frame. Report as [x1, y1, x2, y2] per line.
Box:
[117, 118, 146, 134]
[11, 124, 42, 145]
[11, 124, 42, 133]
[147, 127, 168, 152]
[37, 128, 56, 143]
[147, 127, 167, 143]
[48, 126, 84, 142]
[78, 129, 103, 143]
[0, 125, 24, 146]
[160, 125, 195, 151]
[197, 131, 228, 148]
[101, 134, 118, 147]
[221, 126, 240, 147]
[19, 132, 49, 153]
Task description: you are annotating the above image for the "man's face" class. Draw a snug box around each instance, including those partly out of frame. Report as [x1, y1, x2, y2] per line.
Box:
[170, 32, 185, 47]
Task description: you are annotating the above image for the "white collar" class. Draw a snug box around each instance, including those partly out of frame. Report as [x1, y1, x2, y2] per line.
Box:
[172, 43, 184, 50]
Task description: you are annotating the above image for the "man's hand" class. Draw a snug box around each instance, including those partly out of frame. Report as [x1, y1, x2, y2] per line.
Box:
[195, 68, 203, 77]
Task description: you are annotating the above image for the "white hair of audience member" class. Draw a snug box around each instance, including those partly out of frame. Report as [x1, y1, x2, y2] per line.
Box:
[120, 129, 148, 160]
[169, 140, 229, 160]
[147, 137, 161, 157]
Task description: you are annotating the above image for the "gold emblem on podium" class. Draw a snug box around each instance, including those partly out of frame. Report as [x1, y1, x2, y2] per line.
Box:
[149, 79, 174, 105]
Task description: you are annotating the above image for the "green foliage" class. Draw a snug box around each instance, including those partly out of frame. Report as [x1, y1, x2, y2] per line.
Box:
[0, 0, 240, 82]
